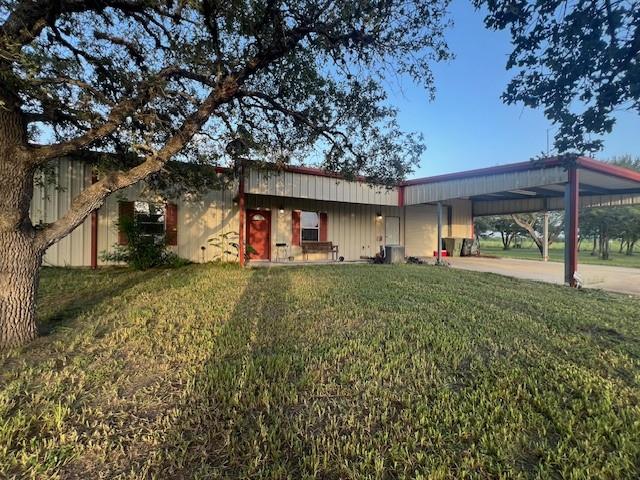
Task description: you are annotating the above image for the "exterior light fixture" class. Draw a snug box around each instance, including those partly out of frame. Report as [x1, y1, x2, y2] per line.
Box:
[376, 212, 383, 219]
[279, 206, 285, 214]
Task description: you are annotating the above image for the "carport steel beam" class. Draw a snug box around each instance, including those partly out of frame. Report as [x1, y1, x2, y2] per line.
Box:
[564, 165, 579, 287]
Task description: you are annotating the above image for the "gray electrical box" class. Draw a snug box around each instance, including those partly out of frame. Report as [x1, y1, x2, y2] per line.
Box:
[384, 245, 405, 264]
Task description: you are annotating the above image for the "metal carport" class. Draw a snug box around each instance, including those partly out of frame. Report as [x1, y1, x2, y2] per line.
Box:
[401, 156, 640, 287]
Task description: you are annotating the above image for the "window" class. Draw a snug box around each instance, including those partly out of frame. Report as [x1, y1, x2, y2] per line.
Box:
[134, 201, 165, 241]
[301, 211, 319, 242]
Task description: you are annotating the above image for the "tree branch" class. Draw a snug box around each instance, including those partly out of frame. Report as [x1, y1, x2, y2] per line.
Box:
[35, 76, 240, 249]
[28, 66, 189, 163]
[33, 18, 327, 248]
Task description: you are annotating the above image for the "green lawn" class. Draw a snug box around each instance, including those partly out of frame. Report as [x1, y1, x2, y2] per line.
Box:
[1, 264, 640, 478]
[480, 238, 640, 268]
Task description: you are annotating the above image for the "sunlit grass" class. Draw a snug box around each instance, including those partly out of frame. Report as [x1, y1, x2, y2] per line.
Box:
[1, 264, 639, 478]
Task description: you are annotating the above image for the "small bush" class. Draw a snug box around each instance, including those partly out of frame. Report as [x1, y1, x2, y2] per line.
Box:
[100, 216, 190, 270]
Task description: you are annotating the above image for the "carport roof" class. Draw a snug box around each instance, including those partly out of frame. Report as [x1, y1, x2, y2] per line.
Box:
[402, 156, 640, 188]
[401, 156, 640, 211]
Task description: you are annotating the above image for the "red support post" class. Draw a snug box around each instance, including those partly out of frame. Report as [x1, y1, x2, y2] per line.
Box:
[238, 165, 246, 267]
[564, 165, 579, 286]
[90, 173, 98, 269]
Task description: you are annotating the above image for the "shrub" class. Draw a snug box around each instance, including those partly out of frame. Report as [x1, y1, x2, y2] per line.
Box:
[100, 216, 190, 270]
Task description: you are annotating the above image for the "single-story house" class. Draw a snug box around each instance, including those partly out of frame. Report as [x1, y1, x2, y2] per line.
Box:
[31, 156, 640, 285]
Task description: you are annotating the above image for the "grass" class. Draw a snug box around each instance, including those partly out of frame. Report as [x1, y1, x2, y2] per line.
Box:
[480, 238, 640, 268]
[1, 263, 640, 479]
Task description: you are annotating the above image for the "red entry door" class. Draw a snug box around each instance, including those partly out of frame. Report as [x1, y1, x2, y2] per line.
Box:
[246, 210, 271, 260]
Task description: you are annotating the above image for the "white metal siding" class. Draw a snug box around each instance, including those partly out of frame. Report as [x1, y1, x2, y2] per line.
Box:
[31, 160, 240, 266]
[31, 159, 93, 267]
[404, 205, 438, 257]
[245, 168, 399, 206]
[97, 185, 239, 264]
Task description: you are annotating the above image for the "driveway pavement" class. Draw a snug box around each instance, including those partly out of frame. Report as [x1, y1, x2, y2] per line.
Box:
[447, 256, 640, 296]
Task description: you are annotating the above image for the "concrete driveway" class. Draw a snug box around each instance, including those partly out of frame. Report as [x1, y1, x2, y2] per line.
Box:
[447, 256, 640, 296]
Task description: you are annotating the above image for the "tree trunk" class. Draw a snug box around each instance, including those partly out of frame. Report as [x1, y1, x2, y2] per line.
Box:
[627, 240, 636, 256]
[600, 225, 610, 260]
[591, 235, 597, 256]
[0, 231, 42, 347]
[0, 108, 42, 348]
[511, 214, 543, 257]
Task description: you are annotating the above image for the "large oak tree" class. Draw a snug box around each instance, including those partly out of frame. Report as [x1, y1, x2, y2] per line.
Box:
[0, 0, 451, 347]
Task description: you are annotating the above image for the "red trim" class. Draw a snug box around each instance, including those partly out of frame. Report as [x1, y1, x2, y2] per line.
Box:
[566, 166, 579, 287]
[246, 209, 271, 261]
[398, 185, 405, 207]
[90, 173, 98, 269]
[576, 156, 640, 183]
[238, 167, 246, 267]
[319, 212, 328, 241]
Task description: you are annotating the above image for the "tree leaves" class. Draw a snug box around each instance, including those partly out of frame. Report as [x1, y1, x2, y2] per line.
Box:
[2, 0, 453, 185]
[475, 0, 640, 153]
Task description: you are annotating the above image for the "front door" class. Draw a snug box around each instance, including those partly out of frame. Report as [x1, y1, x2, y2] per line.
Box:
[246, 210, 271, 260]
[385, 216, 400, 246]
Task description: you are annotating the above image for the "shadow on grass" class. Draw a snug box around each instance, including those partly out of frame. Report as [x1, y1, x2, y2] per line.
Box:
[37, 267, 160, 336]
[145, 266, 312, 478]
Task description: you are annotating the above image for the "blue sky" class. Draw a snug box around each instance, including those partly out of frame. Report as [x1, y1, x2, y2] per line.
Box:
[391, 0, 640, 178]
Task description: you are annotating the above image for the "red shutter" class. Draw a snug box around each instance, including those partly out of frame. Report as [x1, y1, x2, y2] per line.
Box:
[118, 201, 134, 245]
[319, 212, 328, 241]
[165, 203, 178, 246]
[292, 210, 301, 246]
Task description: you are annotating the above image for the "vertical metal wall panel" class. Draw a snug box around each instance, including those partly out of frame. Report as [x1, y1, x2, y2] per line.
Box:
[30, 159, 92, 267]
[98, 182, 240, 264]
[448, 199, 473, 238]
[33, 162, 240, 266]
[404, 204, 438, 257]
[245, 167, 399, 206]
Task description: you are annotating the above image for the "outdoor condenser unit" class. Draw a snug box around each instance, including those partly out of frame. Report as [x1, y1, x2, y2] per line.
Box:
[384, 245, 405, 264]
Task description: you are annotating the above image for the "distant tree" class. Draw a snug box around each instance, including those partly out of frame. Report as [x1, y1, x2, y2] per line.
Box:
[512, 212, 563, 257]
[610, 155, 640, 172]
[475, 0, 640, 153]
[474, 215, 524, 250]
[0, 0, 452, 347]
